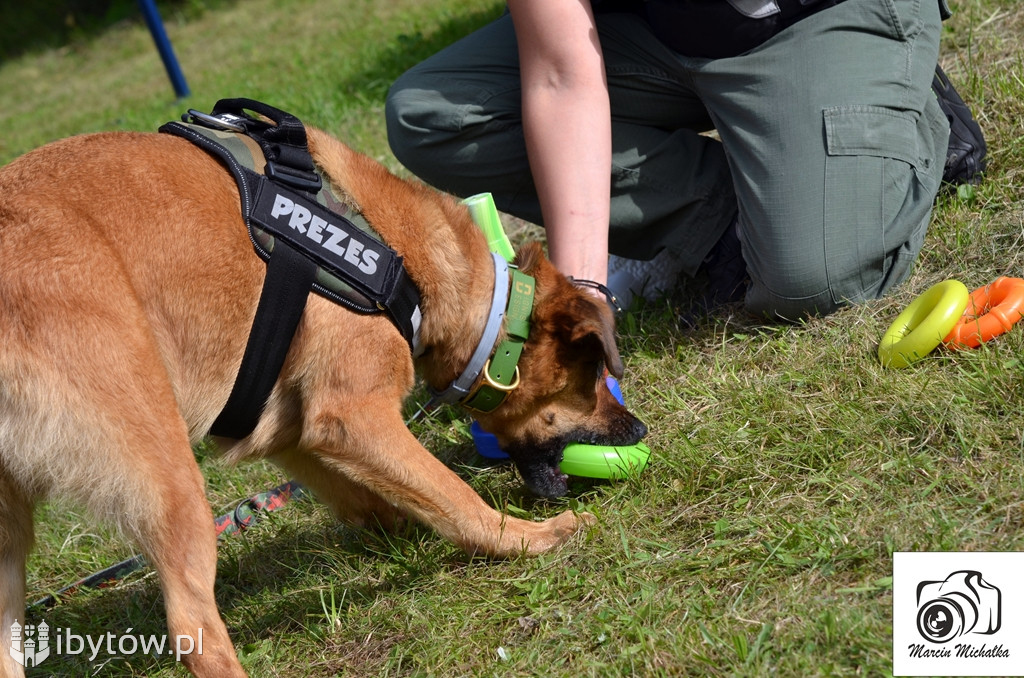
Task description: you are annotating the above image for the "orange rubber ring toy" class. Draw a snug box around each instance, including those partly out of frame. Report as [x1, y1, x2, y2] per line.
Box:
[944, 276, 1024, 349]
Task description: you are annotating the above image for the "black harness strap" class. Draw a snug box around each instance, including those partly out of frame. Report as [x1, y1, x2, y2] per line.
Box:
[199, 100, 321, 438]
[212, 242, 317, 438]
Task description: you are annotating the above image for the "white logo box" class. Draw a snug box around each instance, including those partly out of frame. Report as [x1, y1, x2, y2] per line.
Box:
[894, 552, 1024, 676]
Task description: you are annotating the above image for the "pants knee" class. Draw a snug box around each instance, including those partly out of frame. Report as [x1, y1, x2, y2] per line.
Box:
[386, 79, 507, 200]
[743, 243, 919, 321]
[744, 272, 844, 321]
[741, 246, 846, 320]
[384, 80, 433, 178]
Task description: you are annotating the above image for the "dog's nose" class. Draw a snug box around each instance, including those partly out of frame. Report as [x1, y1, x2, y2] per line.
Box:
[630, 417, 648, 441]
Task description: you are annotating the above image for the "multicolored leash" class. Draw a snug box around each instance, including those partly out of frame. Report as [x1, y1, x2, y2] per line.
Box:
[29, 480, 307, 610]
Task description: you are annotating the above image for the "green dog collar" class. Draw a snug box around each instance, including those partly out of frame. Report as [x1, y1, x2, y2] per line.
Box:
[463, 268, 535, 412]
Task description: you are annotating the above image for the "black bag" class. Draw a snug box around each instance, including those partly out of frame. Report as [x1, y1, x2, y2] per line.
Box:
[932, 62, 987, 185]
[639, 0, 845, 59]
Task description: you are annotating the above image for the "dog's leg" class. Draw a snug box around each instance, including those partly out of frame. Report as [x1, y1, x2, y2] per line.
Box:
[121, 451, 247, 678]
[47, 402, 246, 677]
[272, 450, 408, 531]
[0, 323, 247, 675]
[305, 404, 593, 558]
[0, 475, 31, 678]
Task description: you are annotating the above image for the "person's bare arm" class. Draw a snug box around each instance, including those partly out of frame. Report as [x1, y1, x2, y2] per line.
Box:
[508, 0, 611, 287]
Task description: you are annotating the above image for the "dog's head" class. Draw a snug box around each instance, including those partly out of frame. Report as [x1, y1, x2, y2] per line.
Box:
[471, 243, 648, 498]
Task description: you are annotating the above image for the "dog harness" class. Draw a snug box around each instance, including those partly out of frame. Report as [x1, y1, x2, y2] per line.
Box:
[160, 99, 422, 438]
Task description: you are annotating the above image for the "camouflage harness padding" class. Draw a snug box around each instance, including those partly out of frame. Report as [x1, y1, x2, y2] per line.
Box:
[160, 99, 422, 438]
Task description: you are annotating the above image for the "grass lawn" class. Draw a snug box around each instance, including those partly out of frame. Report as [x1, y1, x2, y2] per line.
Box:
[1, 0, 1023, 675]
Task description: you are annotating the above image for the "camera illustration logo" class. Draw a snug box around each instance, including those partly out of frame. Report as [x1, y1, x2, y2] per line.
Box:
[916, 570, 1001, 644]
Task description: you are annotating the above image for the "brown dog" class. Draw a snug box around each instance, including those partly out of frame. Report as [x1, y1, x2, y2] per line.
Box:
[0, 120, 646, 677]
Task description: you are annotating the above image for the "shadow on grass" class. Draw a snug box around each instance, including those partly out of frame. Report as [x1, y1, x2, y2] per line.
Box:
[20, 455, 563, 676]
[331, 5, 504, 105]
[2, 1, 200, 59]
[22, 515, 443, 675]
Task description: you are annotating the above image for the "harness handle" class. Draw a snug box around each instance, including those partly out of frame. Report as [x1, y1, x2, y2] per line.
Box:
[210, 97, 322, 193]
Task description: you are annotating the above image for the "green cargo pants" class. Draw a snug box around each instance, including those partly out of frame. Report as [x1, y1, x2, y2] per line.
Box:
[386, 0, 950, 319]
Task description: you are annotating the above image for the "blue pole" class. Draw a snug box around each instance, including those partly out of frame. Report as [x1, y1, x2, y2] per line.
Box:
[137, 0, 190, 98]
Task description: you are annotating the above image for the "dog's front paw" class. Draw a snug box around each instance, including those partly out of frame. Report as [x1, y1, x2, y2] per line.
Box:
[522, 509, 596, 555]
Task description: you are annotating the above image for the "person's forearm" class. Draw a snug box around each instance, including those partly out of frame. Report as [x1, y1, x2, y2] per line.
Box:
[509, 0, 612, 286]
[522, 88, 611, 284]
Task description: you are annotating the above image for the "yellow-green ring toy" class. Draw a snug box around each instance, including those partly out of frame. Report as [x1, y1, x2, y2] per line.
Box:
[560, 442, 651, 480]
[878, 280, 969, 368]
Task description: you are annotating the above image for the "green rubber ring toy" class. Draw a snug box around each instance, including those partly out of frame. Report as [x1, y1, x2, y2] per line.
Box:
[878, 279, 969, 368]
[560, 442, 651, 480]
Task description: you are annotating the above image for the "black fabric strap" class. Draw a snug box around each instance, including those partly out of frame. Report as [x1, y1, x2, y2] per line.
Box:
[211, 242, 318, 438]
[384, 266, 421, 346]
[643, 0, 847, 58]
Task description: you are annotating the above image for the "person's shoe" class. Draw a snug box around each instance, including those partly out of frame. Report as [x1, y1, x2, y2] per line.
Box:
[680, 219, 749, 326]
[606, 248, 685, 309]
[702, 219, 748, 307]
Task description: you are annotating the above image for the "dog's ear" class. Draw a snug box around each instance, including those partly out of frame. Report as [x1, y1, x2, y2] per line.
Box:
[515, 242, 625, 379]
[565, 298, 625, 379]
[513, 241, 546, 276]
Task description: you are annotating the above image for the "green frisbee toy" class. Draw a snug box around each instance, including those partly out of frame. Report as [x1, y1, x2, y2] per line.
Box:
[560, 441, 651, 480]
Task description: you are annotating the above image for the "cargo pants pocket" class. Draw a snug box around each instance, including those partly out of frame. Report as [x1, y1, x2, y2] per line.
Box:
[822, 105, 927, 306]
